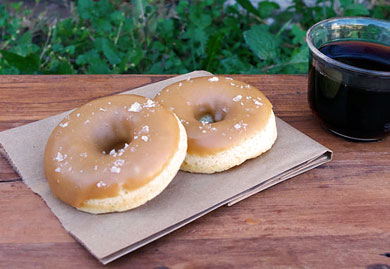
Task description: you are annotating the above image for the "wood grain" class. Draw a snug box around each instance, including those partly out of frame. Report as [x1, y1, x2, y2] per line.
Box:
[1, 74, 390, 268]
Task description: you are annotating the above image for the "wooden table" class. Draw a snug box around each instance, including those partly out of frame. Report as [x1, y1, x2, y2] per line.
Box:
[1, 75, 389, 268]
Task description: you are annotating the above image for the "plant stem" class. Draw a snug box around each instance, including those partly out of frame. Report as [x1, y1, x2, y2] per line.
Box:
[40, 24, 53, 61]
[114, 20, 123, 45]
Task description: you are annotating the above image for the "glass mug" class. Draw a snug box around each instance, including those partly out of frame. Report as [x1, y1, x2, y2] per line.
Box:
[306, 17, 390, 141]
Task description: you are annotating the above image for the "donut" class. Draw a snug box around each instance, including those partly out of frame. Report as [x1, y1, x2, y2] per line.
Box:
[44, 95, 187, 214]
[154, 76, 277, 173]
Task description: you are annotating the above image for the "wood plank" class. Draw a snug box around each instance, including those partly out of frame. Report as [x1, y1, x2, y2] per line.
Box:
[0, 181, 72, 244]
[1, 164, 390, 268]
[1, 74, 390, 268]
[0, 155, 19, 181]
[0, 75, 156, 125]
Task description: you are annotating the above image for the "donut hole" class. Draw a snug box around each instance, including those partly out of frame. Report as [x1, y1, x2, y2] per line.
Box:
[103, 139, 130, 153]
[199, 113, 214, 124]
[195, 107, 226, 124]
[96, 122, 132, 154]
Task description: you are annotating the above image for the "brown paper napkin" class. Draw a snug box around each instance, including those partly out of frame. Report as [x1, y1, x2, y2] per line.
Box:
[0, 71, 332, 264]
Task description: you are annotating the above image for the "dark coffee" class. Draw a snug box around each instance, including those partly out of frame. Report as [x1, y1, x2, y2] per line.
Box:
[308, 41, 390, 141]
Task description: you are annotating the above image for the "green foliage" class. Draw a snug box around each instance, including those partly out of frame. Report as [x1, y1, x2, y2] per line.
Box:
[0, 0, 389, 75]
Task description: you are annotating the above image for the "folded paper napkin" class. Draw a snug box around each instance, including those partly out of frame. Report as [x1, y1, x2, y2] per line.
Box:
[0, 71, 332, 264]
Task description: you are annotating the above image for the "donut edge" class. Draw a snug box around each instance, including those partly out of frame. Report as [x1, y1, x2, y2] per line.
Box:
[181, 111, 277, 174]
[77, 114, 187, 214]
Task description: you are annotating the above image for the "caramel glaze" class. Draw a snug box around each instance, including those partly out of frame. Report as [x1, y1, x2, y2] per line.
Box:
[44, 95, 180, 208]
[154, 76, 273, 156]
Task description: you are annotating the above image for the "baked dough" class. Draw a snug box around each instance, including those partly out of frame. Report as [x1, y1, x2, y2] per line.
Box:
[44, 95, 187, 214]
[155, 76, 277, 173]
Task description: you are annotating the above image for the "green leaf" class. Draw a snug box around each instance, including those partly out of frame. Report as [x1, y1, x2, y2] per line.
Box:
[56, 18, 74, 38]
[18, 31, 31, 45]
[189, 12, 212, 28]
[291, 24, 306, 45]
[182, 26, 208, 46]
[93, 18, 113, 33]
[54, 61, 73, 74]
[122, 18, 134, 32]
[157, 18, 174, 39]
[119, 48, 143, 73]
[0, 50, 39, 74]
[93, 38, 120, 65]
[10, 2, 22, 13]
[344, 4, 370, 16]
[102, 40, 121, 65]
[243, 25, 280, 61]
[0, 66, 20, 74]
[201, 33, 222, 72]
[77, 0, 94, 20]
[176, 1, 189, 16]
[52, 44, 63, 53]
[339, 0, 354, 8]
[151, 41, 165, 52]
[110, 10, 123, 22]
[289, 45, 309, 65]
[65, 45, 75, 55]
[220, 55, 254, 74]
[88, 58, 111, 74]
[12, 31, 39, 56]
[76, 49, 100, 65]
[258, 1, 280, 19]
[237, 0, 262, 18]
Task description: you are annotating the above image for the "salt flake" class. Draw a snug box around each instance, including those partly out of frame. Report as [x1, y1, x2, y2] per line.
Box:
[141, 125, 149, 133]
[232, 95, 242, 102]
[208, 77, 219, 82]
[97, 181, 107, 188]
[59, 122, 69, 128]
[128, 102, 142, 112]
[114, 159, 125, 166]
[110, 166, 121, 173]
[253, 99, 263, 106]
[144, 99, 156, 108]
[55, 152, 64, 162]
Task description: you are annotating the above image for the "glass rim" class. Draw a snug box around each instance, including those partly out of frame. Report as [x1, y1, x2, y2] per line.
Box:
[306, 16, 390, 77]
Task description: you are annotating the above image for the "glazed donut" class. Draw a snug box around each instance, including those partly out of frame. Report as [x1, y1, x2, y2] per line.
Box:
[154, 76, 277, 173]
[44, 95, 187, 214]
